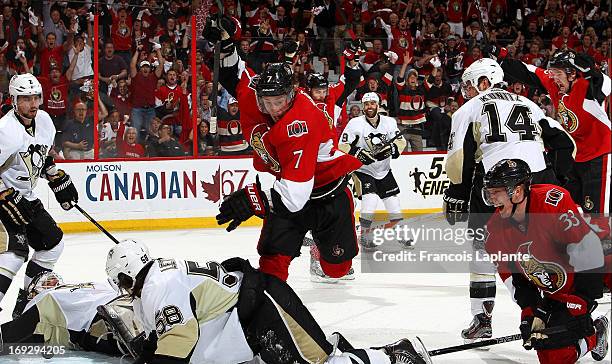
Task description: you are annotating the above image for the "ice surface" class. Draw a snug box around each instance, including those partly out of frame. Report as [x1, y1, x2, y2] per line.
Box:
[0, 227, 609, 363]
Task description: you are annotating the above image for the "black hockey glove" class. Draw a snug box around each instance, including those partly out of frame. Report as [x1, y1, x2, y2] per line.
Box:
[569, 53, 594, 73]
[48, 170, 78, 210]
[202, 14, 236, 43]
[482, 44, 508, 60]
[0, 188, 33, 227]
[520, 306, 547, 350]
[348, 136, 376, 165]
[216, 177, 269, 232]
[442, 188, 468, 225]
[373, 143, 399, 161]
[133, 331, 157, 364]
[282, 40, 299, 63]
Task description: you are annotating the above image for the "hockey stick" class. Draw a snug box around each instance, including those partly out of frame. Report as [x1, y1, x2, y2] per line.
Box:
[426, 321, 586, 356]
[427, 333, 522, 356]
[472, 0, 490, 45]
[73, 204, 121, 244]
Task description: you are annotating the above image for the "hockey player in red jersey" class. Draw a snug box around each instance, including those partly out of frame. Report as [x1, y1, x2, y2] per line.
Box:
[485, 47, 611, 215]
[203, 16, 362, 282]
[304, 40, 363, 137]
[482, 159, 609, 363]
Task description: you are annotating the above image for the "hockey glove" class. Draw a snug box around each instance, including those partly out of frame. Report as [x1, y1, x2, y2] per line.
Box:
[216, 177, 269, 232]
[520, 307, 548, 350]
[569, 53, 594, 73]
[202, 14, 236, 43]
[48, 170, 78, 210]
[133, 331, 157, 364]
[442, 189, 468, 225]
[0, 188, 33, 227]
[283, 40, 299, 63]
[483, 44, 508, 60]
[373, 143, 399, 161]
[348, 136, 376, 165]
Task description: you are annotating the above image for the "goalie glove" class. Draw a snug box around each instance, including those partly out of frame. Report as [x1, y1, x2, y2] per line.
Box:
[216, 176, 269, 232]
[442, 188, 468, 225]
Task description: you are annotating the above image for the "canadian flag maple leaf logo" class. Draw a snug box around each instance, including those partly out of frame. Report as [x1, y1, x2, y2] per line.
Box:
[201, 166, 221, 203]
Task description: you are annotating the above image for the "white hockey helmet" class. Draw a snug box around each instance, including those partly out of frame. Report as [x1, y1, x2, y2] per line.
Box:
[9, 73, 43, 107]
[361, 92, 380, 104]
[27, 271, 63, 300]
[460, 58, 504, 98]
[106, 239, 152, 292]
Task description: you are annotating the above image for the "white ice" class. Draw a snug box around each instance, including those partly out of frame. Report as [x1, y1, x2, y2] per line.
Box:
[0, 227, 609, 363]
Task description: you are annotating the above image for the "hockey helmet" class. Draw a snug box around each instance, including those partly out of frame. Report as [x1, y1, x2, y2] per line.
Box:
[8, 73, 43, 111]
[307, 73, 329, 90]
[106, 239, 152, 292]
[482, 159, 532, 206]
[460, 58, 504, 99]
[361, 92, 380, 104]
[254, 63, 295, 118]
[548, 50, 579, 74]
[27, 271, 63, 300]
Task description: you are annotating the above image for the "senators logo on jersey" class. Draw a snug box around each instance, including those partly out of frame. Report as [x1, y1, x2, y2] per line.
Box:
[557, 100, 579, 133]
[517, 241, 567, 293]
[250, 129, 280, 173]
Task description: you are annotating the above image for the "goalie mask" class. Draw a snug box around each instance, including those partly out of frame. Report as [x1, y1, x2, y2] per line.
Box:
[106, 240, 152, 293]
[27, 271, 63, 300]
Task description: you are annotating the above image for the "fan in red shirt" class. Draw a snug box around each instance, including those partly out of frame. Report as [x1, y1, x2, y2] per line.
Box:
[483, 159, 608, 364]
[204, 15, 362, 282]
[116, 122, 145, 158]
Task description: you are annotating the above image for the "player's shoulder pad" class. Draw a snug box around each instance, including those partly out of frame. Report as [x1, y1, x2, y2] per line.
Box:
[0, 112, 24, 150]
[530, 184, 573, 210]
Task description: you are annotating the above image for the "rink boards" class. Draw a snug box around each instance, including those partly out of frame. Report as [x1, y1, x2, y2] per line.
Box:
[37, 153, 449, 232]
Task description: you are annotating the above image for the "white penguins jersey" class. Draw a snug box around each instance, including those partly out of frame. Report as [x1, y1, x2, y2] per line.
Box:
[340, 115, 403, 179]
[446, 88, 548, 183]
[23, 282, 119, 347]
[133, 258, 253, 364]
[0, 109, 56, 200]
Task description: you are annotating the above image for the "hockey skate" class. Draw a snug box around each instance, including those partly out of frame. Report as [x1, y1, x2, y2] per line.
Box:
[461, 313, 492, 344]
[12, 288, 28, 319]
[592, 315, 609, 361]
[310, 245, 355, 283]
[359, 229, 378, 251]
[376, 337, 432, 364]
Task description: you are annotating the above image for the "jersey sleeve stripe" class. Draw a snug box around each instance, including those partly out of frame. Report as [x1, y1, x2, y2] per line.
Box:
[155, 318, 199, 359]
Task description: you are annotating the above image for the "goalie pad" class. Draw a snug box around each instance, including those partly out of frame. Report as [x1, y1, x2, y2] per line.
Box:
[97, 295, 145, 359]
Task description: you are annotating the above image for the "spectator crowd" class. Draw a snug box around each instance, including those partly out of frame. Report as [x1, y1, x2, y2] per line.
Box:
[0, 0, 610, 158]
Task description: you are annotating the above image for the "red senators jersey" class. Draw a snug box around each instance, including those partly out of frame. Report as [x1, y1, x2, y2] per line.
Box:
[39, 76, 69, 117]
[235, 65, 361, 212]
[500, 59, 611, 162]
[486, 184, 605, 299]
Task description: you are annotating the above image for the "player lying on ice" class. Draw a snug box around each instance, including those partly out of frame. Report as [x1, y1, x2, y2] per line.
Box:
[105, 240, 433, 364]
[482, 158, 609, 363]
[0, 269, 141, 357]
